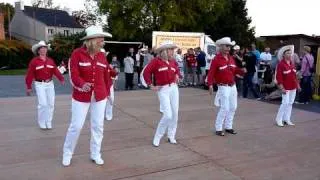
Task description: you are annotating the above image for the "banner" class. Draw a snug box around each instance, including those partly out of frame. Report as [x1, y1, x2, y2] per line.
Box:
[155, 35, 201, 54]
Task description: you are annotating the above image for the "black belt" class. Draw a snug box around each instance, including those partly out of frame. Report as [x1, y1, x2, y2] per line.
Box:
[218, 83, 234, 87]
[35, 79, 52, 83]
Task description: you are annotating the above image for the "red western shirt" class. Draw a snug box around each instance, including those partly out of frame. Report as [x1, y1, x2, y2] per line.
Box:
[69, 47, 111, 102]
[185, 54, 197, 67]
[143, 57, 180, 86]
[207, 53, 244, 86]
[276, 59, 298, 90]
[25, 57, 64, 89]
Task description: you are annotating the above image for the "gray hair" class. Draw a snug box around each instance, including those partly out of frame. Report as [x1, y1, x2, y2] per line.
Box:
[159, 49, 169, 60]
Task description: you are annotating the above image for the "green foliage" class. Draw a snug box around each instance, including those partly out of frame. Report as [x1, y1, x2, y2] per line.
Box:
[0, 40, 33, 69]
[99, 0, 255, 46]
[206, 0, 255, 47]
[0, 69, 26, 75]
[48, 31, 86, 63]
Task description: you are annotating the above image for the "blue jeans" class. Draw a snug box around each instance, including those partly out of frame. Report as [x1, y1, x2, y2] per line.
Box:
[243, 72, 259, 98]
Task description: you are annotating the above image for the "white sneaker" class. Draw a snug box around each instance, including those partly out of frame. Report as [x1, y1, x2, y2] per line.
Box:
[285, 121, 295, 126]
[62, 157, 71, 167]
[91, 157, 104, 165]
[168, 137, 177, 144]
[153, 136, 161, 147]
[276, 121, 284, 127]
[46, 124, 52, 129]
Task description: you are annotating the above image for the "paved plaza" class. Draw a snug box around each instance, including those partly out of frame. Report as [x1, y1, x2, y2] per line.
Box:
[0, 86, 320, 179]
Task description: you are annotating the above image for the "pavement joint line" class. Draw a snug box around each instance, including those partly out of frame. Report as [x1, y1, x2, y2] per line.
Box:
[110, 160, 211, 180]
[113, 104, 155, 129]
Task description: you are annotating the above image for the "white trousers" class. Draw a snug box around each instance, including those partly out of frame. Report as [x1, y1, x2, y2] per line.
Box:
[155, 84, 179, 139]
[105, 85, 114, 121]
[63, 97, 107, 159]
[276, 89, 296, 123]
[214, 85, 238, 131]
[34, 81, 55, 128]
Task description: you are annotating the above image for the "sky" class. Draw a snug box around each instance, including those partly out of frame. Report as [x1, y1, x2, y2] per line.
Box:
[2, 0, 320, 37]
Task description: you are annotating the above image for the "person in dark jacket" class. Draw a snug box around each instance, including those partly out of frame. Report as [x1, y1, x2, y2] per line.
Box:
[243, 48, 260, 99]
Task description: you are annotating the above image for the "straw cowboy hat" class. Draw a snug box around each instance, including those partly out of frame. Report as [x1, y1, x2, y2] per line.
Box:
[155, 40, 178, 53]
[81, 26, 112, 40]
[277, 45, 294, 61]
[31, 41, 50, 54]
[215, 37, 236, 46]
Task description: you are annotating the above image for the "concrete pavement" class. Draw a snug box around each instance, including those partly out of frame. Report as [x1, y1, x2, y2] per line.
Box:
[0, 88, 319, 179]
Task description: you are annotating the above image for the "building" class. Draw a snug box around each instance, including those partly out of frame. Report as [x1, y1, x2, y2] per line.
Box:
[9, 1, 84, 45]
[259, 34, 320, 58]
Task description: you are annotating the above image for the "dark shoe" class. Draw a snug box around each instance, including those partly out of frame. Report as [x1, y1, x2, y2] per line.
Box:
[215, 131, 225, 136]
[225, 129, 237, 134]
[283, 121, 288, 125]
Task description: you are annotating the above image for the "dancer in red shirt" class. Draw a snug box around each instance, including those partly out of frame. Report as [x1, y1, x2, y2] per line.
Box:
[62, 26, 112, 167]
[141, 41, 181, 147]
[207, 37, 245, 136]
[275, 45, 301, 127]
[25, 41, 65, 130]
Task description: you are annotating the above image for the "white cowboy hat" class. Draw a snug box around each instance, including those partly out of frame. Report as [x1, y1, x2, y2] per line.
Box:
[233, 45, 240, 50]
[81, 26, 112, 40]
[155, 40, 178, 53]
[31, 41, 50, 54]
[277, 45, 294, 61]
[100, 48, 109, 56]
[215, 37, 236, 46]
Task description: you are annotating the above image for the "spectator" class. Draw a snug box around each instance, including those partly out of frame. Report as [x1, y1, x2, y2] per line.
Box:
[243, 48, 260, 99]
[296, 46, 314, 104]
[124, 52, 135, 90]
[260, 47, 272, 62]
[110, 55, 120, 90]
[195, 47, 206, 85]
[175, 48, 185, 86]
[185, 48, 197, 86]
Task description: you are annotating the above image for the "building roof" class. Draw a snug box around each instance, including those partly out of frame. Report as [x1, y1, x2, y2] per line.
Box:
[23, 6, 83, 28]
[260, 34, 320, 42]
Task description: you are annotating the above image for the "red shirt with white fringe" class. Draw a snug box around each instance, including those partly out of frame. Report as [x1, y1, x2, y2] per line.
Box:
[69, 47, 111, 102]
[276, 59, 298, 90]
[207, 53, 244, 86]
[142, 57, 180, 86]
[25, 57, 64, 89]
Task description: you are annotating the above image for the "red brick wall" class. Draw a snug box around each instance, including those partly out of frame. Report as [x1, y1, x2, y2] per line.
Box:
[0, 13, 5, 40]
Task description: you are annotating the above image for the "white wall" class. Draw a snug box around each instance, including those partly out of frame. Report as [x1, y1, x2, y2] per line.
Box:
[46, 26, 84, 41]
[10, 10, 47, 45]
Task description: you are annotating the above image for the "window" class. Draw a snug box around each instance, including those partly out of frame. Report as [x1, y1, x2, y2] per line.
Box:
[64, 30, 69, 36]
[48, 29, 54, 34]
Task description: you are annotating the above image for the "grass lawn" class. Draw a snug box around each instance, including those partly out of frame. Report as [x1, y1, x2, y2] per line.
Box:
[0, 69, 27, 75]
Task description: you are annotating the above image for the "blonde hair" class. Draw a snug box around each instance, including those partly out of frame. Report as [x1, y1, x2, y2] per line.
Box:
[83, 39, 101, 54]
[159, 49, 169, 60]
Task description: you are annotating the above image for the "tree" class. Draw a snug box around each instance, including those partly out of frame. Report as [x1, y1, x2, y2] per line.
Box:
[0, 3, 14, 36]
[204, 0, 255, 47]
[72, 0, 105, 28]
[48, 31, 86, 63]
[31, 0, 60, 9]
[99, 0, 227, 44]
[72, 10, 97, 27]
[98, 0, 255, 47]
